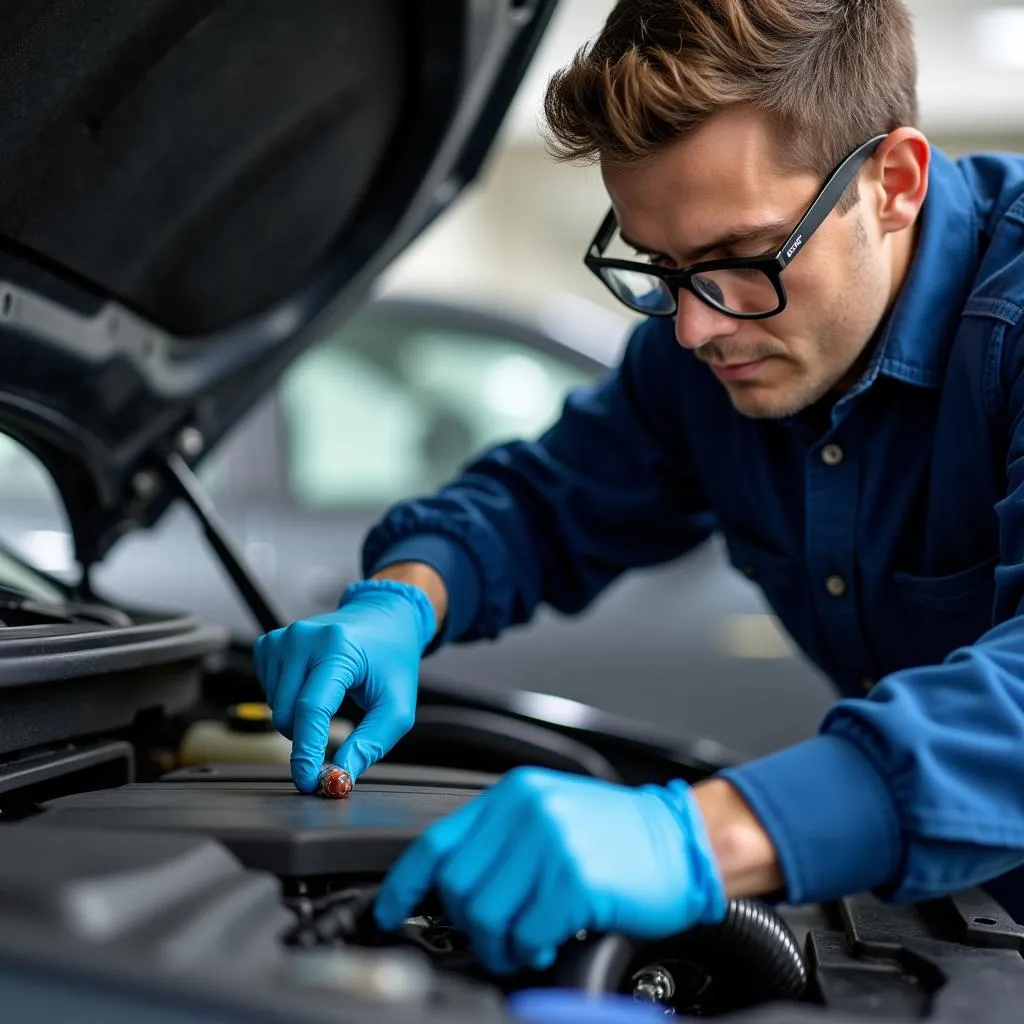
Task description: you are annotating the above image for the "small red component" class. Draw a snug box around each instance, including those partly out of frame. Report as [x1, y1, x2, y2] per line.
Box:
[317, 764, 353, 799]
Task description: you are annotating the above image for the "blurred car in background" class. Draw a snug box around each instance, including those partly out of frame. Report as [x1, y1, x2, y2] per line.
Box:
[0, 293, 833, 757]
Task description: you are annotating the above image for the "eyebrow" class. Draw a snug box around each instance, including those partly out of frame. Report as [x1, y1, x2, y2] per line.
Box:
[619, 219, 793, 263]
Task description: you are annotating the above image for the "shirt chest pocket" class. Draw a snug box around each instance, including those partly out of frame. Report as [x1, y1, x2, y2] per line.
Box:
[889, 555, 999, 667]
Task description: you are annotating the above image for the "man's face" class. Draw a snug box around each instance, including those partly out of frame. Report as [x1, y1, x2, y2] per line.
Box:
[601, 108, 898, 419]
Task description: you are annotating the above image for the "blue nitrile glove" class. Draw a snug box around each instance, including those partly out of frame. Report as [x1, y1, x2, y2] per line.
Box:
[252, 579, 435, 793]
[374, 767, 727, 975]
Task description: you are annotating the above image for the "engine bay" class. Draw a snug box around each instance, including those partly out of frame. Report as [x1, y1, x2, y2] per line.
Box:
[0, 648, 1022, 1024]
[30, 762, 815, 1015]
[0, 566, 1015, 1024]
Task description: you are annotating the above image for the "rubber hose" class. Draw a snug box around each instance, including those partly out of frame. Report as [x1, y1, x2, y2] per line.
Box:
[551, 899, 805, 1008]
[405, 706, 623, 784]
[675, 897, 807, 1005]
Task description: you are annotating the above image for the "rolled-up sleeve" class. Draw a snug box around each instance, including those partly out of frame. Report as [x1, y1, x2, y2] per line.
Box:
[362, 318, 715, 647]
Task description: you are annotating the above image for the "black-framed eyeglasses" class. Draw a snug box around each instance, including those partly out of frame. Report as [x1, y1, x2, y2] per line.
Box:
[584, 134, 888, 320]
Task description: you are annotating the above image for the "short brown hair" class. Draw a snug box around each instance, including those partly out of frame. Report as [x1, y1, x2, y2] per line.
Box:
[543, 0, 917, 206]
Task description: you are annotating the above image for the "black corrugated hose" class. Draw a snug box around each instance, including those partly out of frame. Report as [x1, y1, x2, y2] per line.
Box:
[552, 897, 806, 1010]
[676, 896, 807, 1005]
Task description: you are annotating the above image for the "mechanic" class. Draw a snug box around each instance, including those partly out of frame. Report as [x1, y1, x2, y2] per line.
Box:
[254, 0, 1024, 975]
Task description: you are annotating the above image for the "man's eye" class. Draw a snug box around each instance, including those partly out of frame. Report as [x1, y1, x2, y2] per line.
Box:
[632, 250, 673, 269]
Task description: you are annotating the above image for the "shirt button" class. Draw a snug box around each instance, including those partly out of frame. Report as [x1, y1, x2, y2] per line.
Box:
[821, 444, 844, 466]
[825, 574, 847, 597]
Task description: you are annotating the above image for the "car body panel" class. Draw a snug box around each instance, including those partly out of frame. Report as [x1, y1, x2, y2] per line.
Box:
[0, 0, 559, 565]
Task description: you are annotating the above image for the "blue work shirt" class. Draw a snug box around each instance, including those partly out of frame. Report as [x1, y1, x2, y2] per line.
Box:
[363, 148, 1024, 911]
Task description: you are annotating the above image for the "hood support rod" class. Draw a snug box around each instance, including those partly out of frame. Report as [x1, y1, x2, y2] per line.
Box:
[161, 451, 287, 635]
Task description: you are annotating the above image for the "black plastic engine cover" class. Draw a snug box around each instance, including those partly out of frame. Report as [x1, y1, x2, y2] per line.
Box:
[0, 819, 506, 1024]
[0, 822, 289, 971]
[39, 780, 479, 877]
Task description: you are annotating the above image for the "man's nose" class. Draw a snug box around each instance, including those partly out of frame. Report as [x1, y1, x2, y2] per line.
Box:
[674, 289, 740, 350]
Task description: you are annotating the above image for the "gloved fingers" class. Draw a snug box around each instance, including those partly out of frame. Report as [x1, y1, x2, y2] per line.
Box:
[460, 828, 546, 975]
[509, 857, 582, 970]
[289, 656, 358, 793]
[374, 797, 485, 931]
[433, 794, 526, 935]
[334, 685, 416, 781]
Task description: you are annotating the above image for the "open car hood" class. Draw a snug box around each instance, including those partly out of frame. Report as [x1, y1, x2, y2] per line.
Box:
[0, 0, 559, 567]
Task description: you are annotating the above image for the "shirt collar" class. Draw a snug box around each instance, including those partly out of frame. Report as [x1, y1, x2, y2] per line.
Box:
[846, 148, 979, 397]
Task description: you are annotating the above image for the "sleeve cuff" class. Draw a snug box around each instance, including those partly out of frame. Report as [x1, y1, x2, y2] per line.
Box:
[720, 734, 903, 905]
[366, 534, 481, 649]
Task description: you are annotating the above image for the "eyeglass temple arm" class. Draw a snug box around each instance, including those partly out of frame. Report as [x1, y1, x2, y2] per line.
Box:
[590, 208, 619, 254]
[775, 134, 888, 269]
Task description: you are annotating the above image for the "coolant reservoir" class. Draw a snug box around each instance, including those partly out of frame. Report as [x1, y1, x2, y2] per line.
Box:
[179, 703, 353, 766]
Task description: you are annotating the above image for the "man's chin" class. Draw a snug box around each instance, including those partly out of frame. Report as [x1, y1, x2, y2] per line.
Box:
[723, 381, 813, 420]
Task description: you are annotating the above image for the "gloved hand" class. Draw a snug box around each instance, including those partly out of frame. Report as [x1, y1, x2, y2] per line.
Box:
[252, 579, 436, 792]
[374, 767, 727, 975]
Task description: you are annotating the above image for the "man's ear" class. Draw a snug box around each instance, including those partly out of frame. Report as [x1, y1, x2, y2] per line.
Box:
[870, 128, 930, 236]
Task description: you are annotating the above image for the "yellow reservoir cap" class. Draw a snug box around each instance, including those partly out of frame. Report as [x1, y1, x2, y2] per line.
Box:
[232, 702, 273, 721]
[227, 702, 275, 733]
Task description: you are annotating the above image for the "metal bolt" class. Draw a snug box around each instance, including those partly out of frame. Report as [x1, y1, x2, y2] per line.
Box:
[177, 426, 204, 458]
[632, 965, 675, 1006]
[132, 470, 159, 500]
[825, 574, 847, 598]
